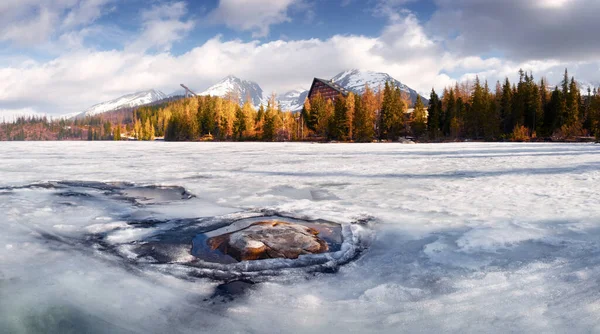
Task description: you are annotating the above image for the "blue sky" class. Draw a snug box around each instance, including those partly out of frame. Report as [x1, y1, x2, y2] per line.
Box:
[0, 0, 599, 116]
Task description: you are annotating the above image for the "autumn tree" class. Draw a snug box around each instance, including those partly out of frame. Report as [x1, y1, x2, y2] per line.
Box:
[353, 93, 374, 142]
[412, 95, 427, 138]
[233, 105, 246, 140]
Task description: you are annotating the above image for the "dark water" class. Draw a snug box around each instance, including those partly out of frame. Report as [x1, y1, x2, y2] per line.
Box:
[0, 181, 369, 284]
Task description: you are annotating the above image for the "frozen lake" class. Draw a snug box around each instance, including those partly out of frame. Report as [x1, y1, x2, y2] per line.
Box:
[1, 142, 600, 333]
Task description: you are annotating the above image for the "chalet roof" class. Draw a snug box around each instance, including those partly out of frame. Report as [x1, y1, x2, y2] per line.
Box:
[309, 78, 350, 97]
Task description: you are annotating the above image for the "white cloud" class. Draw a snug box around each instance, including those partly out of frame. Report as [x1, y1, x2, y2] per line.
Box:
[0, 7, 58, 45]
[128, 1, 195, 52]
[1, 0, 600, 119]
[62, 0, 115, 29]
[208, 0, 299, 38]
[537, 0, 573, 8]
[0, 18, 454, 116]
[0, 0, 115, 46]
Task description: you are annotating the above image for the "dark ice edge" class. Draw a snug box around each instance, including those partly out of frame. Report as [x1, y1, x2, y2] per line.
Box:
[2, 181, 374, 282]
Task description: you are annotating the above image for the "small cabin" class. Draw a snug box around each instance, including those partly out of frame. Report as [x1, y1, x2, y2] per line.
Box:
[307, 78, 350, 103]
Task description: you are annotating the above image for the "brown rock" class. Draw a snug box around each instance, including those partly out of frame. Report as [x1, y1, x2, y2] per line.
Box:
[207, 221, 329, 261]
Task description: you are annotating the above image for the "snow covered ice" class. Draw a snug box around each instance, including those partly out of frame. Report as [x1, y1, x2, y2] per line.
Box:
[1, 142, 600, 333]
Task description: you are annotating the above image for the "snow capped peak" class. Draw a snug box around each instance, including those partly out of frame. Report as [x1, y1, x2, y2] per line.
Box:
[577, 80, 600, 95]
[223, 74, 241, 81]
[200, 76, 266, 108]
[332, 69, 427, 105]
[74, 89, 167, 118]
[332, 69, 406, 91]
[280, 88, 307, 99]
[278, 89, 309, 112]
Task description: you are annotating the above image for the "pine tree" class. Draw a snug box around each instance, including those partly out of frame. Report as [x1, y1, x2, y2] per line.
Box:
[481, 80, 499, 140]
[143, 119, 154, 140]
[380, 82, 405, 140]
[513, 71, 526, 130]
[412, 95, 427, 138]
[590, 88, 600, 138]
[546, 88, 564, 134]
[113, 125, 121, 141]
[500, 78, 513, 134]
[583, 87, 593, 133]
[539, 78, 550, 136]
[442, 88, 455, 136]
[233, 105, 246, 140]
[352, 94, 374, 142]
[427, 89, 441, 139]
[301, 98, 312, 135]
[306, 94, 326, 135]
[467, 77, 486, 138]
[363, 85, 379, 140]
[380, 82, 392, 140]
[566, 77, 580, 126]
[242, 100, 257, 139]
[562, 69, 569, 97]
[263, 110, 275, 141]
[256, 104, 265, 136]
[332, 94, 349, 141]
[345, 92, 355, 141]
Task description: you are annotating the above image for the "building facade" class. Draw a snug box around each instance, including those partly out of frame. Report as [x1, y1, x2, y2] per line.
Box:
[307, 78, 350, 102]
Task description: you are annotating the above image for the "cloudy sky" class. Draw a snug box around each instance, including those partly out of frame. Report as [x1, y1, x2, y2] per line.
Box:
[1, 0, 599, 116]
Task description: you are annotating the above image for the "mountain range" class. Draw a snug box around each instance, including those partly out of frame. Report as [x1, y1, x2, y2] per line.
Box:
[331, 69, 426, 106]
[65, 70, 429, 118]
[70, 90, 168, 118]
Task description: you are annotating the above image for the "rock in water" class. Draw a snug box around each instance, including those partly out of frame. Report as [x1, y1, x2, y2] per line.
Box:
[207, 221, 329, 261]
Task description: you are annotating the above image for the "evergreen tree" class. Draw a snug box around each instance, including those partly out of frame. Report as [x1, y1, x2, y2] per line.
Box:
[352, 94, 374, 142]
[481, 80, 499, 140]
[380, 82, 405, 140]
[412, 95, 427, 138]
[442, 88, 455, 136]
[512, 71, 526, 130]
[583, 87, 592, 133]
[566, 77, 580, 126]
[233, 105, 246, 140]
[500, 78, 513, 134]
[307, 94, 327, 135]
[263, 109, 275, 141]
[104, 121, 112, 140]
[467, 77, 486, 138]
[539, 78, 550, 136]
[427, 89, 441, 139]
[546, 88, 565, 134]
[562, 69, 569, 97]
[345, 92, 355, 141]
[362, 85, 379, 140]
[332, 94, 349, 141]
[256, 104, 265, 136]
[380, 82, 392, 140]
[113, 125, 121, 141]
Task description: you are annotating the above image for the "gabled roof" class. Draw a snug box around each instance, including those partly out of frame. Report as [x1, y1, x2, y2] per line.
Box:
[308, 78, 350, 97]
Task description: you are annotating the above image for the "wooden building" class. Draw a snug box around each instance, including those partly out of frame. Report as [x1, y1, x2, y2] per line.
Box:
[307, 78, 350, 102]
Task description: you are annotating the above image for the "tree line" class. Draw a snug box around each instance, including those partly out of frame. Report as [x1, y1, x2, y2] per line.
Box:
[426, 69, 600, 141]
[301, 68, 600, 142]
[2, 69, 599, 142]
[132, 93, 301, 141]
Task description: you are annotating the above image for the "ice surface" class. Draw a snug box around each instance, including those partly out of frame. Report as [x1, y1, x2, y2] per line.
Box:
[1, 142, 600, 333]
